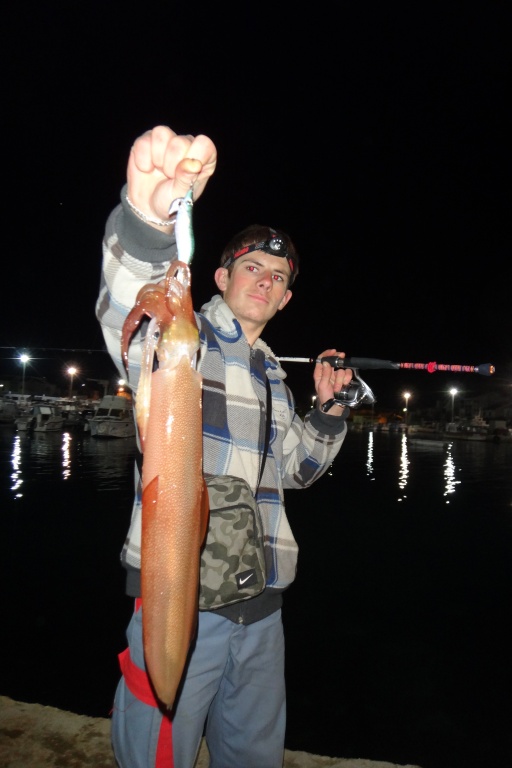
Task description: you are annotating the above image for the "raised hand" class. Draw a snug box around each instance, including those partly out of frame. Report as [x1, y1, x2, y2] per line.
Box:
[126, 125, 217, 230]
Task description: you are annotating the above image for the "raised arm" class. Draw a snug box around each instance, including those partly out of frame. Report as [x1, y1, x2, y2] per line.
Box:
[96, 125, 217, 384]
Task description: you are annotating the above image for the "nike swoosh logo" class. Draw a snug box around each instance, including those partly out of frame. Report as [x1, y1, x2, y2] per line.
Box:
[239, 573, 253, 585]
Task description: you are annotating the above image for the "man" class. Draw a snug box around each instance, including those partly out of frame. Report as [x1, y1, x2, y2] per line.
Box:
[96, 125, 353, 768]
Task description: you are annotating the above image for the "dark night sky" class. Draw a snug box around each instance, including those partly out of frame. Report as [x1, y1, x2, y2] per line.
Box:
[2, 2, 510, 410]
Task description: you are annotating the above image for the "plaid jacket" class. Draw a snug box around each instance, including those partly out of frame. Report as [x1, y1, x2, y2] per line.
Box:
[96, 187, 348, 612]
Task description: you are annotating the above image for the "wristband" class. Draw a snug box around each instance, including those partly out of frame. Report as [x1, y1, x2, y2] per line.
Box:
[321, 398, 345, 413]
[125, 195, 175, 227]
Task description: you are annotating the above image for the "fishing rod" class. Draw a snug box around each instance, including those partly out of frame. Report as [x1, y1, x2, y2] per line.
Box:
[278, 357, 495, 375]
[276, 357, 496, 410]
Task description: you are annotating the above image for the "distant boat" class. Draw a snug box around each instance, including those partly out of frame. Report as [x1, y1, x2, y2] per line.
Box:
[408, 415, 512, 444]
[60, 400, 93, 433]
[88, 395, 136, 439]
[15, 403, 65, 433]
[0, 399, 19, 425]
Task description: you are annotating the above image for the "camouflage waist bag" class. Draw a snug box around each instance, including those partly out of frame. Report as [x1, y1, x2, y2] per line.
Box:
[199, 475, 266, 610]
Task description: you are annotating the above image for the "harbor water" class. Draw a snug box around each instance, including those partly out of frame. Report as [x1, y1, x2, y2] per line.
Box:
[1, 425, 511, 768]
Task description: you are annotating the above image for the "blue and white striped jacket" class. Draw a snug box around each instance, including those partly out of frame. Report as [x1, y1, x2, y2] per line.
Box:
[96, 188, 348, 621]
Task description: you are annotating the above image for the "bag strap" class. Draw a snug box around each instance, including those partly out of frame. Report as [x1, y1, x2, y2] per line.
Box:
[257, 377, 272, 491]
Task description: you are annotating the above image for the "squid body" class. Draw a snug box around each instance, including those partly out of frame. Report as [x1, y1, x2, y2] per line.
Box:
[121, 188, 208, 709]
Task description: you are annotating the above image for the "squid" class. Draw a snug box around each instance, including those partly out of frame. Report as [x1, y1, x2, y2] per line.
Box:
[121, 188, 209, 709]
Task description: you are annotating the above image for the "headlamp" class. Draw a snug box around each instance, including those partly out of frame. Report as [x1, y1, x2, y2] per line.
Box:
[224, 232, 296, 283]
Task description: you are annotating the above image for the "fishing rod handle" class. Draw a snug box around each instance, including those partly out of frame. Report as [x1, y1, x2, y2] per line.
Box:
[317, 356, 400, 371]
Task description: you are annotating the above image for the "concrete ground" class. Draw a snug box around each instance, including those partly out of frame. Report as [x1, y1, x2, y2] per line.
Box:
[0, 696, 422, 768]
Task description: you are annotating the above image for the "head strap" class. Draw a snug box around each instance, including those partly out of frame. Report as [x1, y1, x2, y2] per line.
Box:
[223, 231, 296, 282]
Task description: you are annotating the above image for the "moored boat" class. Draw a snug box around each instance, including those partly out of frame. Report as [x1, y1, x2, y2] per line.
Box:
[408, 415, 512, 444]
[60, 400, 92, 433]
[15, 403, 65, 433]
[88, 395, 135, 438]
[0, 398, 19, 425]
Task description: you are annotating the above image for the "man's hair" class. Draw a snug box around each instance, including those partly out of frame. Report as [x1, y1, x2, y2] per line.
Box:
[220, 224, 299, 285]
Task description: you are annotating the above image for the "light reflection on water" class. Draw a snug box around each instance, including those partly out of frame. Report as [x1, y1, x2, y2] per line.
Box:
[4, 427, 512, 506]
[62, 432, 72, 481]
[365, 430, 374, 477]
[285, 429, 512, 765]
[4, 428, 137, 498]
[344, 427, 512, 509]
[443, 442, 461, 498]
[10, 433, 22, 497]
[2, 424, 512, 766]
[398, 431, 409, 496]
[377, 431, 461, 500]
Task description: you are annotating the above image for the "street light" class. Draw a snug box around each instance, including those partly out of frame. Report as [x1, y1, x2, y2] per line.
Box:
[403, 392, 411, 426]
[19, 354, 30, 396]
[450, 388, 458, 423]
[67, 367, 78, 399]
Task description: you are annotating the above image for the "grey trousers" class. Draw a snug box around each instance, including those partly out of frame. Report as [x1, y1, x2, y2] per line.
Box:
[111, 605, 286, 768]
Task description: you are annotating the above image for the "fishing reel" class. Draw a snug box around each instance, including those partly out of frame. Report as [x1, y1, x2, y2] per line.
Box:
[320, 367, 376, 411]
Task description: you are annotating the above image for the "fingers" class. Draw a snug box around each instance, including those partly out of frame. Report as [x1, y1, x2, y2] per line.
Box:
[127, 126, 218, 224]
[314, 350, 352, 381]
[132, 127, 217, 187]
[313, 349, 353, 412]
[319, 359, 352, 389]
[171, 134, 217, 202]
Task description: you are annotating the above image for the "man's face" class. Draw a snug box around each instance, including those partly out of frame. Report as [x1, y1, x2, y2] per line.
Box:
[215, 251, 293, 331]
